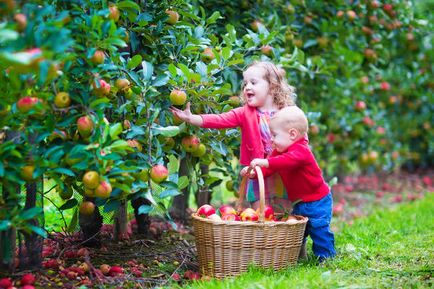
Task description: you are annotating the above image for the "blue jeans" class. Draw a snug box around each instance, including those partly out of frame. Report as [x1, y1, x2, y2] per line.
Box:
[292, 192, 336, 259]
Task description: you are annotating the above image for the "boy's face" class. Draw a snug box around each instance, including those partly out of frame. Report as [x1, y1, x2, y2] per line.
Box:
[270, 120, 298, 153]
[242, 66, 270, 108]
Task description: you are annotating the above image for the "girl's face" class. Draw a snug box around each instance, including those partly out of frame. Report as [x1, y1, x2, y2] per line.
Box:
[242, 66, 270, 108]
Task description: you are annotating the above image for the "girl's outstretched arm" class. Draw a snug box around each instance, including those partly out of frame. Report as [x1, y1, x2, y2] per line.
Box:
[170, 102, 203, 126]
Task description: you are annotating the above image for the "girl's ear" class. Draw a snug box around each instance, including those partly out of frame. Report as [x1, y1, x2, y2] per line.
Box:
[288, 128, 299, 140]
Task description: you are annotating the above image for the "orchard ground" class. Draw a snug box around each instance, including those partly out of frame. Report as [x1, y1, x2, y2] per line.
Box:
[3, 171, 432, 288]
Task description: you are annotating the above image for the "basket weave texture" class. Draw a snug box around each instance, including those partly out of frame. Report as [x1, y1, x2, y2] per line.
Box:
[192, 166, 308, 278]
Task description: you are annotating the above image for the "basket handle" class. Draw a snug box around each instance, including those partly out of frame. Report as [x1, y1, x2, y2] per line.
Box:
[236, 166, 266, 222]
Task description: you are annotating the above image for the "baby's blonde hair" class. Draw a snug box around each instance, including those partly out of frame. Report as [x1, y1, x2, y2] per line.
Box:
[271, 106, 308, 135]
[241, 61, 296, 109]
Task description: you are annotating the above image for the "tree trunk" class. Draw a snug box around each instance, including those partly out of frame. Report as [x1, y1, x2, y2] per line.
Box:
[114, 200, 128, 240]
[0, 222, 16, 272]
[195, 164, 212, 207]
[19, 182, 43, 270]
[131, 197, 151, 235]
[78, 199, 102, 247]
[169, 155, 190, 222]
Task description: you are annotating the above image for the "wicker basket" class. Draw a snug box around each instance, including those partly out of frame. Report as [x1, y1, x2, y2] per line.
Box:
[192, 166, 308, 278]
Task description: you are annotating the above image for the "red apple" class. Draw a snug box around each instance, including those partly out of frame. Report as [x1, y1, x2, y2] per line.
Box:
[108, 265, 124, 276]
[380, 81, 391, 91]
[201, 47, 215, 62]
[250, 20, 263, 32]
[108, 5, 120, 22]
[261, 45, 273, 56]
[95, 180, 112, 199]
[240, 208, 259, 221]
[355, 101, 366, 111]
[77, 115, 94, 138]
[218, 205, 236, 216]
[150, 164, 168, 183]
[196, 204, 215, 218]
[21, 273, 36, 285]
[221, 214, 241, 221]
[257, 205, 274, 221]
[17, 96, 42, 113]
[0, 278, 13, 288]
[14, 13, 27, 32]
[336, 10, 344, 18]
[346, 10, 357, 21]
[207, 214, 222, 221]
[169, 89, 187, 106]
[181, 135, 200, 153]
[92, 79, 111, 97]
[79, 201, 95, 215]
[90, 50, 105, 65]
[165, 10, 179, 25]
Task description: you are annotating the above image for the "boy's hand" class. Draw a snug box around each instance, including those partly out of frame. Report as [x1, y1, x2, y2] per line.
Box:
[250, 158, 269, 168]
[240, 166, 256, 178]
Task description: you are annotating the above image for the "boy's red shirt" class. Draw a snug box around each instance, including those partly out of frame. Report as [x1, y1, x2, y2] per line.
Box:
[200, 105, 264, 165]
[262, 135, 330, 203]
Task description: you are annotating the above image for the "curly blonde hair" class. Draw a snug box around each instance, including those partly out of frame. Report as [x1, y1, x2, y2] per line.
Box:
[240, 61, 296, 109]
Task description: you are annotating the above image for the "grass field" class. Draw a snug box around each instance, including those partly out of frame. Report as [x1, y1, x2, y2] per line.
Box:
[180, 193, 434, 289]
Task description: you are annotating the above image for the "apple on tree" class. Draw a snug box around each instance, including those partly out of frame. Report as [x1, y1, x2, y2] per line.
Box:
[181, 135, 200, 153]
[169, 89, 187, 106]
[150, 164, 168, 183]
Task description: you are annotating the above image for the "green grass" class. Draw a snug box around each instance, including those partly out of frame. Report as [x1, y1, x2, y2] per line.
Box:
[180, 194, 434, 289]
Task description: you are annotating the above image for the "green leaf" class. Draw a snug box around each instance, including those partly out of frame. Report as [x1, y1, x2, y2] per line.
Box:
[178, 176, 189, 190]
[168, 155, 179, 174]
[89, 98, 110, 109]
[18, 207, 43, 220]
[221, 47, 233, 60]
[108, 140, 130, 151]
[178, 63, 192, 79]
[152, 126, 180, 137]
[117, 0, 141, 11]
[127, 54, 142, 69]
[159, 189, 181, 199]
[53, 168, 76, 177]
[0, 29, 18, 43]
[109, 123, 123, 140]
[168, 63, 177, 77]
[206, 11, 222, 24]
[142, 61, 153, 81]
[59, 198, 78, 211]
[152, 74, 169, 87]
[0, 161, 4, 177]
[28, 225, 47, 238]
[0, 220, 12, 231]
[138, 205, 153, 215]
[104, 199, 120, 213]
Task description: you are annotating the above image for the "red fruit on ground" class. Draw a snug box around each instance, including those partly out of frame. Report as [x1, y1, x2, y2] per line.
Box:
[22, 285, 35, 289]
[21, 273, 36, 285]
[0, 278, 13, 288]
[171, 272, 181, 281]
[108, 265, 124, 276]
[422, 176, 432, 187]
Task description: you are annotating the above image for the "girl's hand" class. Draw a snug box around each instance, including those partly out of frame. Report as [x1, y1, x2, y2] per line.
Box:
[169, 102, 203, 126]
[250, 158, 269, 168]
[240, 166, 256, 178]
[170, 102, 193, 122]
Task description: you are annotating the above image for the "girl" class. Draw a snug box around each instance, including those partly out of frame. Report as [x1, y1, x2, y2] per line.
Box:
[170, 61, 296, 210]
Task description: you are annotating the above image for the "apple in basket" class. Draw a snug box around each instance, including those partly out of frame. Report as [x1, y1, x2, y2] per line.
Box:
[196, 204, 215, 218]
[240, 208, 259, 221]
[221, 214, 241, 221]
[285, 215, 299, 225]
[256, 205, 274, 221]
[218, 205, 237, 216]
[207, 214, 222, 221]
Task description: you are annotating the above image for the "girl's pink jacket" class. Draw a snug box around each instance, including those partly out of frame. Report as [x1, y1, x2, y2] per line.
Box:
[200, 105, 264, 165]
